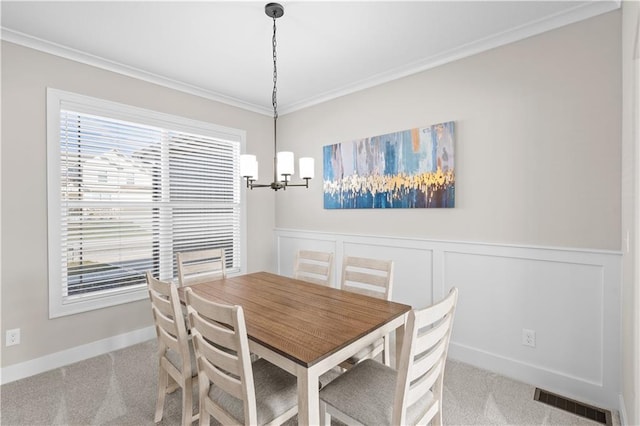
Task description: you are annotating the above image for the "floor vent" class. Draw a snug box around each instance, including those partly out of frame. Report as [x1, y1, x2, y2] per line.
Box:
[534, 388, 612, 425]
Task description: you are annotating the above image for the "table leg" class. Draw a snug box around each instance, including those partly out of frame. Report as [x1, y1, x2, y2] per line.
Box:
[296, 365, 320, 425]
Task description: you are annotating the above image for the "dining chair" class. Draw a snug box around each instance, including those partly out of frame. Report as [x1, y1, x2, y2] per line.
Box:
[319, 287, 459, 426]
[339, 255, 394, 368]
[184, 287, 298, 426]
[293, 249, 334, 286]
[177, 248, 226, 287]
[146, 272, 198, 426]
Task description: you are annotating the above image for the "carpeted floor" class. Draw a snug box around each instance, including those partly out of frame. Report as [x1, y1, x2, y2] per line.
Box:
[0, 340, 619, 425]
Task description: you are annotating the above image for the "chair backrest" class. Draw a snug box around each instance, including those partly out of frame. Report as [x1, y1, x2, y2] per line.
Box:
[185, 287, 257, 425]
[146, 272, 192, 380]
[293, 250, 334, 286]
[340, 256, 394, 300]
[177, 248, 226, 286]
[393, 287, 458, 425]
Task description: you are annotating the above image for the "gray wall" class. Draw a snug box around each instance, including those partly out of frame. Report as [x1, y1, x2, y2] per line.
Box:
[276, 11, 621, 251]
[0, 41, 275, 367]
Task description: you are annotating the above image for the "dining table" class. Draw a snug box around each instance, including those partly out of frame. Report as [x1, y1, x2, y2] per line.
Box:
[177, 271, 412, 425]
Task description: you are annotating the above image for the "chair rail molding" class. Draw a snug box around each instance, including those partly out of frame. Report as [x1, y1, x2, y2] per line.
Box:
[274, 228, 622, 410]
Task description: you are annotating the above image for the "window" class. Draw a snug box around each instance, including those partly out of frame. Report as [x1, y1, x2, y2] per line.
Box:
[47, 89, 246, 318]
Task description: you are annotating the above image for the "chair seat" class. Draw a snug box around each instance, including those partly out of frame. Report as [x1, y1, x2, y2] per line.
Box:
[208, 358, 298, 424]
[166, 343, 198, 377]
[320, 359, 434, 425]
[342, 338, 384, 365]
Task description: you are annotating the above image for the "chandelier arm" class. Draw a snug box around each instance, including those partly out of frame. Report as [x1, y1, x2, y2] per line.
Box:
[282, 179, 310, 188]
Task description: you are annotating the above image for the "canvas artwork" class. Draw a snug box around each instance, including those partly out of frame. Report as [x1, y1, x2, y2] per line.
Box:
[323, 121, 455, 209]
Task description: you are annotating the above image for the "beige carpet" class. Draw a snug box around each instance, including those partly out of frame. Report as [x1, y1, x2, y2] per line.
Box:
[0, 340, 619, 425]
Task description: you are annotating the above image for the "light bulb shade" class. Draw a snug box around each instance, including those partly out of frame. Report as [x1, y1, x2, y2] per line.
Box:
[277, 151, 295, 176]
[299, 157, 314, 179]
[240, 154, 257, 179]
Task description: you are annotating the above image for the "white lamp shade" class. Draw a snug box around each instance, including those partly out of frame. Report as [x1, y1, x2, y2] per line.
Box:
[240, 154, 257, 178]
[277, 151, 295, 176]
[299, 157, 314, 179]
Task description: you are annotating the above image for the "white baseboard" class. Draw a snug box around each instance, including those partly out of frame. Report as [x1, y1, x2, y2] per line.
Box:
[0, 326, 155, 385]
[619, 393, 628, 426]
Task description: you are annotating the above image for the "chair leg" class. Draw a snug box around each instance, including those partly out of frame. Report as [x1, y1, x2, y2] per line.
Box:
[319, 401, 330, 426]
[199, 412, 209, 426]
[382, 334, 391, 366]
[155, 366, 168, 422]
[434, 410, 443, 426]
[198, 378, 209, 426]
[181, 377, 193, 426]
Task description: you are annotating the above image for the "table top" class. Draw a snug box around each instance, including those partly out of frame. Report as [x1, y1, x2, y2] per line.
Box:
[178, 271, 411, 368]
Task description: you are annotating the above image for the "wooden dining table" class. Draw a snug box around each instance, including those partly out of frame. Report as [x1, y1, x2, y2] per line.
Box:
[178, 271, 411, 425]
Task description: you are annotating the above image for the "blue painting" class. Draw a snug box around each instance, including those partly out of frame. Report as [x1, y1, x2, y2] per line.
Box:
[323, 121, 455, 209]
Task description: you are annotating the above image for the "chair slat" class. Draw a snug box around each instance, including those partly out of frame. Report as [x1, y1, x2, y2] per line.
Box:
[344, 256, 392, 272]
[191, 321, 242, 377]
[294, 250, 334, 286]
[407, 359, 444, 407]
[410, 338, 447, 381]
[343, 270, 389, 288]
[297, 262, 330, 276]
[177, 248, 226, 287]
[299, 250, 332, 262]
[199, 351, 245, 400]
[183, 260, 225, 275]
[150, 294, 175, 320]
[341, 284, 386, 299]
[413, 314, 452, 356]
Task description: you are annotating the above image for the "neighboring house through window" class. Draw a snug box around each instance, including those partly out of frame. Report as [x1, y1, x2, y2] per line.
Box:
[47, 89, 246, 318]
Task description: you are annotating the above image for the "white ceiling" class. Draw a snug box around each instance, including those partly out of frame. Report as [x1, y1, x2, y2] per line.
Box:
[1, 1, 620, 115]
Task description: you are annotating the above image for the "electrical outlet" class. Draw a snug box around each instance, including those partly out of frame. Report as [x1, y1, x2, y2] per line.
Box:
[522, 328, 536, 347]
[6, 328, 20, 347]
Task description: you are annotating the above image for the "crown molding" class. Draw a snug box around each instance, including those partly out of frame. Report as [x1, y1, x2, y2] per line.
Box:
[0, 27, 273, 116]
[1, 0, 620, 117]
[278, 0, 621, 115]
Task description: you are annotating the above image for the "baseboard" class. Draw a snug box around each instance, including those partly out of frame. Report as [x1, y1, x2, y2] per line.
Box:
[448, 341, 618, 410]
[619, 393, 628, 426]
[0, 326, 155, 385]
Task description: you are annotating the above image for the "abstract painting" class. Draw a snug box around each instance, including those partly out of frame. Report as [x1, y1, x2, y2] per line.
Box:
[323, 121, 455, 209]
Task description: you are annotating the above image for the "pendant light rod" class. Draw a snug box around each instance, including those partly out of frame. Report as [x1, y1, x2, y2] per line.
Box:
[240, 3, 314, 191]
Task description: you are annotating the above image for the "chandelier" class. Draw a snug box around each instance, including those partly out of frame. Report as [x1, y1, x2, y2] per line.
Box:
[240, 2, 314, 191]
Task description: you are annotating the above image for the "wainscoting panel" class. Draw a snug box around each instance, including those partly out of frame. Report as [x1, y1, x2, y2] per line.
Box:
[274, 228, 622, 409]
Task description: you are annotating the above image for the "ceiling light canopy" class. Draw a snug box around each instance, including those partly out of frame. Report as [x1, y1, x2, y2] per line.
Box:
[240, 2, 314, 191]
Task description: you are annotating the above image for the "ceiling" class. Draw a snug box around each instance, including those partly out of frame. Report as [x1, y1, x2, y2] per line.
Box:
[1, 1, 620, 115]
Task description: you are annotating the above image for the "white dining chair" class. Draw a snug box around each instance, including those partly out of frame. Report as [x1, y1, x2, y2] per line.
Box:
[176, 248, 226, 287]
[184, 287, 298, 425]
[339, 255, 394, 368]
[293, 249, 334, 286]
[320, 287, 459, 426]
[146, 272, 198, 426]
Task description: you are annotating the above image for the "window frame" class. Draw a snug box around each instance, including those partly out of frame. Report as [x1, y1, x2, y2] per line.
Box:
[47, 88, 247, 318]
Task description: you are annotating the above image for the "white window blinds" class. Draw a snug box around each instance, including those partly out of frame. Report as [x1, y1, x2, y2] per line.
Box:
[48, 89, 244, 318]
